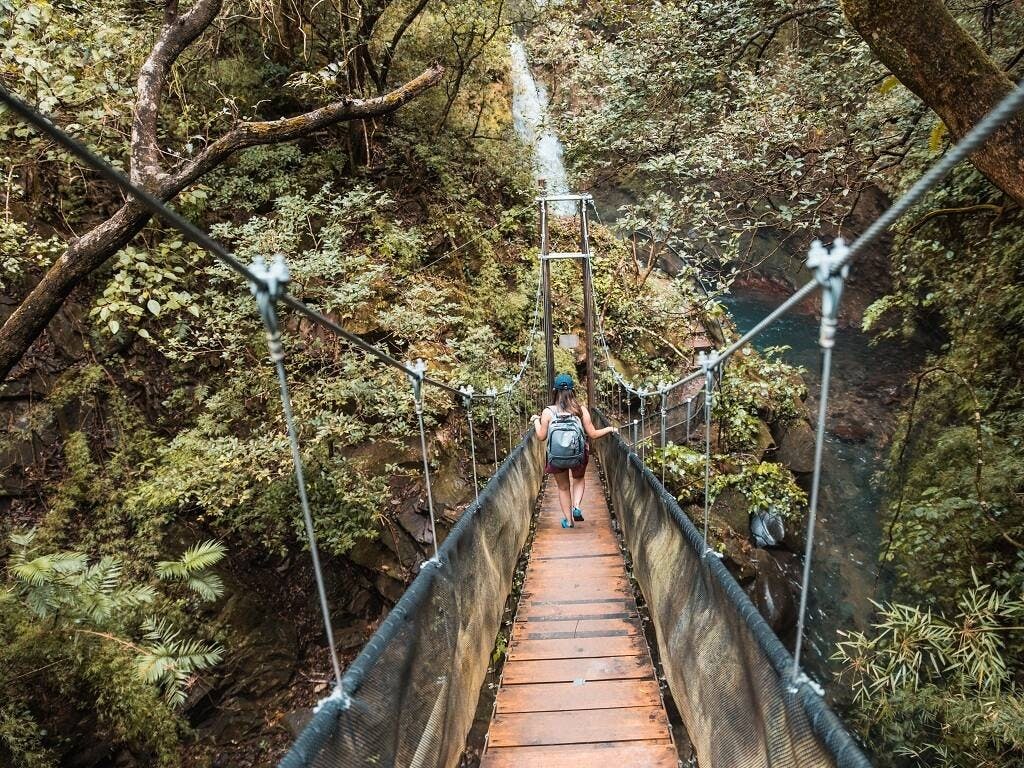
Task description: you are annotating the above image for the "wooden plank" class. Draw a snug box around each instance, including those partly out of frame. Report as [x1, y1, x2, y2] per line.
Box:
[501, 656, 653, 685]
[487, 707, 671, 747]
[509, 634, 644, 661]
[481, 742, 678, 768]
[516, 599, 634, 621]
[524, 575, 626, 589]
[495, 679, 662, 714]
[527, 555, 622, 570]
[531, 544, 621, 559]
[523, 575, 629, 595]
[518, 617, 641, 638]
[483, 465, 676, 765]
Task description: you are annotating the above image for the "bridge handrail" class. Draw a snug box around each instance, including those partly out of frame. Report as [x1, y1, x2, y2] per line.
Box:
[281, 428, 543, 767]
[594, 410, 872, 767]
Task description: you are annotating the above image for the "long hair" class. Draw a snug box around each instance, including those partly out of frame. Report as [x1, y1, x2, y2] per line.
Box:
[552, 387, 583, 418]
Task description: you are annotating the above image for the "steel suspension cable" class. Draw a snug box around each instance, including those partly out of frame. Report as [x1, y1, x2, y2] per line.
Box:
[461, 386, 480, 501]
[250, 256, 344, 690]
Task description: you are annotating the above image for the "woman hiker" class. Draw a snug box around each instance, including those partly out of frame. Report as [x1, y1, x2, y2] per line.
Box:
[530, 373, 618, 528]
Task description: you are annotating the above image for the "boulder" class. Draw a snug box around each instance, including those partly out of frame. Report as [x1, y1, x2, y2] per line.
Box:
[750, 510, 785, 547]
[752, 418, 775, 463]
[831, 418, 870, 443]
[348, 537, 404, 576]
[710, 487, 749, 534]
[774, 419, 816, 474]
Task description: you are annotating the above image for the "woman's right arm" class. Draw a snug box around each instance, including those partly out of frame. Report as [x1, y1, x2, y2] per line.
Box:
[532, 408, 550, 440]
[581, 408, 617, 440]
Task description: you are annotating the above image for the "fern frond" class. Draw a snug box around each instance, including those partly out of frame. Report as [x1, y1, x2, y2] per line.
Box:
[185, 573, 223, 601]
[10, 529, 37, 548]
[179, 540, 226, 573]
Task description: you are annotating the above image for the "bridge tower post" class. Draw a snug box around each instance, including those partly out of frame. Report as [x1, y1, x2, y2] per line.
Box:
[536, 189, 596, 405]
[580, 197, 596, 406]
[539, 195, 555, 396]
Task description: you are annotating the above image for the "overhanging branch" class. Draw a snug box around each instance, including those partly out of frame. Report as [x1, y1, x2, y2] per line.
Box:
[168, 63, 445, 193]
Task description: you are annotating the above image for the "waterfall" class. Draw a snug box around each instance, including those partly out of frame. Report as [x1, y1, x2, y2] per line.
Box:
[509, 40, 575, 216]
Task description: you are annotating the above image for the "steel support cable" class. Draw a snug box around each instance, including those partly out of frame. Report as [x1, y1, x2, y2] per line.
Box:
[460, 386, 480, 501]
[659, 383, 668, 485]
[0, 83, 545, 405]
[487, 389, 499, 466]
[789, 241, 848, 691]
[249, 256, 344, 691]
[409, 360, 440, 559]
[699, 353, 718, 554]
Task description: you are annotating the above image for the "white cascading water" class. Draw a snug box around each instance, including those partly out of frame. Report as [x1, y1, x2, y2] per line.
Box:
[509, 40, 575, 216]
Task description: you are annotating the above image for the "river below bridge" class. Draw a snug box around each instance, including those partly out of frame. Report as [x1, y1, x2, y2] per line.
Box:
[722, 286, 917, 682]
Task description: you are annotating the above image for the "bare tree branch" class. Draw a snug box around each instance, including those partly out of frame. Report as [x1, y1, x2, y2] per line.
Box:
[379, 0, 431, 93]
[131, 0, 224, 186]
[0, 35, 443, 382]
[170, 63, 444, 192]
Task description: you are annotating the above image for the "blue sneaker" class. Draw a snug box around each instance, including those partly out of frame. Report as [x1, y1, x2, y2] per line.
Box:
[572, 507, 584, 522]
[561, 518, 573, 529]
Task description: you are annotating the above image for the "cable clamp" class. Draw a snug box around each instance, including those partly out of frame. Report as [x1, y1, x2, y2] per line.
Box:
[806, 238, 850, 350]
[248, 254, 290, 362]
[697, 349, 720, 375]
[314, 684, 352, 713]
[787, 670, 824, 696]
[459, 384, 475, 409]
[703, 547, 723, 560]
[406, 358, 427, 412]
[423, 555, 443, 569]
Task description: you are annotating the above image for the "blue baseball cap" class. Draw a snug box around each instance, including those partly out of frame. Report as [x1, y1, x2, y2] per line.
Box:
[553, 373, 575, 391]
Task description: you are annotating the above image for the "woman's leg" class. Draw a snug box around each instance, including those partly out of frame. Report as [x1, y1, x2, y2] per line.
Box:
[571, 471, 586, 512]
[553, 472, 572, 524]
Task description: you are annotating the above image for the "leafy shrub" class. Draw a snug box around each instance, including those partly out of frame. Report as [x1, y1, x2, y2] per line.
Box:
[712, 461, 807, 521]
[647, 443, 708, 504]
[834, 579, 1024, 767]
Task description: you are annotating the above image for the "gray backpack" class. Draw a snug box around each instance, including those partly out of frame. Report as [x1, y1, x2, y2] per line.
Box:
[546, 407, 586, 468]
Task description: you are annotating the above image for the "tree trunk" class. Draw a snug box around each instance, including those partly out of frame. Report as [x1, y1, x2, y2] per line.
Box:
[841, 0, 1024, 204]
[0, 202, 150, 376]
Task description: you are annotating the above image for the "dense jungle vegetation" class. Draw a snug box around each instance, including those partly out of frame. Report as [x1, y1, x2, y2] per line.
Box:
[0, 1, 725, 763]
[2, 0, 1023, 766]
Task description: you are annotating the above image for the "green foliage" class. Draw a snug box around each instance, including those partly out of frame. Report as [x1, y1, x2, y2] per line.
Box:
[156, 541, 227, 602]
[647, 443, 708, 504]
[711, 346, 804, 453]
[834, 580, 1024, 767]
[712, 461, 806, 521]
[137, 618, 223, 708]
[2, 531, 227, 765]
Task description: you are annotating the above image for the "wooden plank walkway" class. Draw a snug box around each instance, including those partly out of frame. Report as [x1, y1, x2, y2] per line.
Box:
[481, 463, 677, 768]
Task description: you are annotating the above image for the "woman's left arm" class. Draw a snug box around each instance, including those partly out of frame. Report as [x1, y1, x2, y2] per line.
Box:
[581, 408, 617, 440]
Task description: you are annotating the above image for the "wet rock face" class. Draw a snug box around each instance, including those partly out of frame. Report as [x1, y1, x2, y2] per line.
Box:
[744, 549, 798, 634]
[710, 486, 750, 533]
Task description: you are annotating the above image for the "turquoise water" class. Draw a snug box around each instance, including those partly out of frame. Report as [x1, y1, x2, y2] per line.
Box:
[722, 287, 915, 684]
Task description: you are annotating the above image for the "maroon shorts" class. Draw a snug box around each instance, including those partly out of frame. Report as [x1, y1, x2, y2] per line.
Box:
[544, 446, 589, 479]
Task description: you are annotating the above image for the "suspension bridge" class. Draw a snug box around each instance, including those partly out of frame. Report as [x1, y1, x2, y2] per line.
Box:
[4, 72, 1024, 768]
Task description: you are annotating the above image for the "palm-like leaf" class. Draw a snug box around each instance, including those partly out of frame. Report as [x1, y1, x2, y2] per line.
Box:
[137, 618, 223, 706]
[156, 540, 226, 602]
